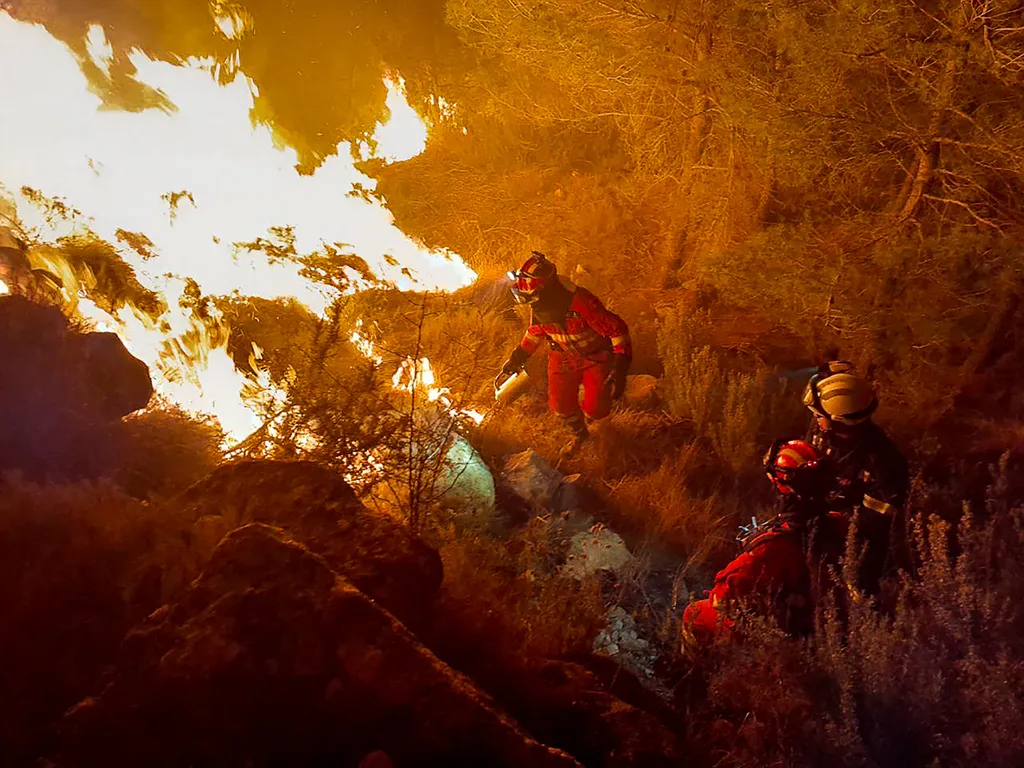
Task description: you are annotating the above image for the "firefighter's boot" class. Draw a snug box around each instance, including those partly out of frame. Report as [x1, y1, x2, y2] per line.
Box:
[560, 412, 589, 459]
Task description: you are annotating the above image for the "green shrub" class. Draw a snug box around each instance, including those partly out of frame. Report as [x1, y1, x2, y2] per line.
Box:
[658, 305, 807, 477]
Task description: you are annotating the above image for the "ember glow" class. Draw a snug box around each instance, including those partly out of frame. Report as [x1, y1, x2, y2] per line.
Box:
[350, 323, 484, 426]
[0, 11, 476, 443]
[392, 358, 486, 426]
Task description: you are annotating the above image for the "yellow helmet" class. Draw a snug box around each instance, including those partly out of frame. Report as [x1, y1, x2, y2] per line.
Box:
[803, 372, 877, 426]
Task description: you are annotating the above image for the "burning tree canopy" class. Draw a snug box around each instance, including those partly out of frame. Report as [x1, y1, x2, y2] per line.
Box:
[2, 0, 465, 169]
[0, 8, 478, 449]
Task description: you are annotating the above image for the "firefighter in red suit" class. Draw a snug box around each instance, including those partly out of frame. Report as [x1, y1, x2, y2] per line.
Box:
[682, 440, 847, 647]
[500, 252, 631, 454]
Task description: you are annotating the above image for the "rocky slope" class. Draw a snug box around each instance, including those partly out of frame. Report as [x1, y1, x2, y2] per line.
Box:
[0, 293, 683, 766]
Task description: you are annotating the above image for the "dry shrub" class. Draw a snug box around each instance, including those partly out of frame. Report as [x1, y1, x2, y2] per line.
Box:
[608, 448, 738, 573]
[696, 458, 1024, 768]
[699, 620, 826, 766]
[116, 402, 224, 500]
[658, 305, 807, 479]
[966, 418, 1024, 456]
[433, 519, 606, 661]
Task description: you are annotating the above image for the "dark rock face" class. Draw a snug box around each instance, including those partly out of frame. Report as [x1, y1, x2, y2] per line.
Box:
[175, 460, 444, 627]
[0, 295, 153, 481]
[423, 635, 685, 768]
[77, 331, 154, 418]
[60, 524, 578, 768]
[0, 482, 153, 767]
[500, 658, 683, 767]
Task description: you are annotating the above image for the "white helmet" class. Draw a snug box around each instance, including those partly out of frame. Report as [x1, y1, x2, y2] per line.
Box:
[803, 372, 877, 426]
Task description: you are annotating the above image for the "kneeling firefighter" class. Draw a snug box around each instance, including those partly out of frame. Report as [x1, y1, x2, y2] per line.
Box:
[682, 440, 847, 648]
[499, 252, 631, 454]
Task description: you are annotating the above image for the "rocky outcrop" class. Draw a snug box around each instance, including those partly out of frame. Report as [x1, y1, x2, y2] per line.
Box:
[77, 331, 153, 418]
[504, 448, 567, 511]
[0, 295, 153, 481]
[174, 460, 443, 626]
[434, 654, 684, 768]
[60, 524, 578, 768]
[503, 450, 637, 580]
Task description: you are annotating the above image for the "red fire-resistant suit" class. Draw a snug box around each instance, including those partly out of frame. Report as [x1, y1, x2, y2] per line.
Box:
[518, 282, 631, 422]
[683, 512, 847, 642]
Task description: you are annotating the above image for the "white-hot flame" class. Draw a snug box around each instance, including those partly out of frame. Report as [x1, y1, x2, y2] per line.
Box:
[213, 3, 252, 41]
[360, 79, 428, 164]
[382, 343, 486, 426]
[0, 12, 478, 443]
[84, 25, 114, 76]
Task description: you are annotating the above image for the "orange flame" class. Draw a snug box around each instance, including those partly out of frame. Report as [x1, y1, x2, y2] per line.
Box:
[0, 12, 477, 444]
[350, 324, 485, 426]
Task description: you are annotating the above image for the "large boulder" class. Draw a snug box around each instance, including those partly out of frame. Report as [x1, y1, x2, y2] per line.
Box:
[59, 524, 578, 768]
[0, 295, 153, 481]
[76, 331, 154, 419]
[437, 654, 684, 768]
[174, 460, 443, 626]
[504, 449, 574, 513]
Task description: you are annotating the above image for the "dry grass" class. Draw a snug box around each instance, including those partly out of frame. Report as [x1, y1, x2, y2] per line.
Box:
[607, 450, 740, 572]
[432, 519, 607, 660]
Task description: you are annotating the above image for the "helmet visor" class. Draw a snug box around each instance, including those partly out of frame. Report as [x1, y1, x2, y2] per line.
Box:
[803, 374, 827, 417]
[508, 270, 543, 304]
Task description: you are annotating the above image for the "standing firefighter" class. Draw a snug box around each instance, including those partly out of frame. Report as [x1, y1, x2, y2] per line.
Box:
[500, 252, 631, 455]
[803, 368, 909, 595]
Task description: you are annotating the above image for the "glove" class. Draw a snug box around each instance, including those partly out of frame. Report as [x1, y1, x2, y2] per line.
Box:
[605, 354, 631, 400]
[501, 347, 530, 378]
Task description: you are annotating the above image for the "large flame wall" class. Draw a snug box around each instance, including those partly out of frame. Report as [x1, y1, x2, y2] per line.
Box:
[0, 11, 477, 441]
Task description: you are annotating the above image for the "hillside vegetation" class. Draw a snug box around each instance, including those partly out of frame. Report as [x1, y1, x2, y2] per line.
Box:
[2, 1, 1024, 766]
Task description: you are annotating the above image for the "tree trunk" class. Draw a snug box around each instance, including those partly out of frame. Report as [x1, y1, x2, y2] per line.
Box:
[684, 6, 714, 169]
[893, 45, 964, 221]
